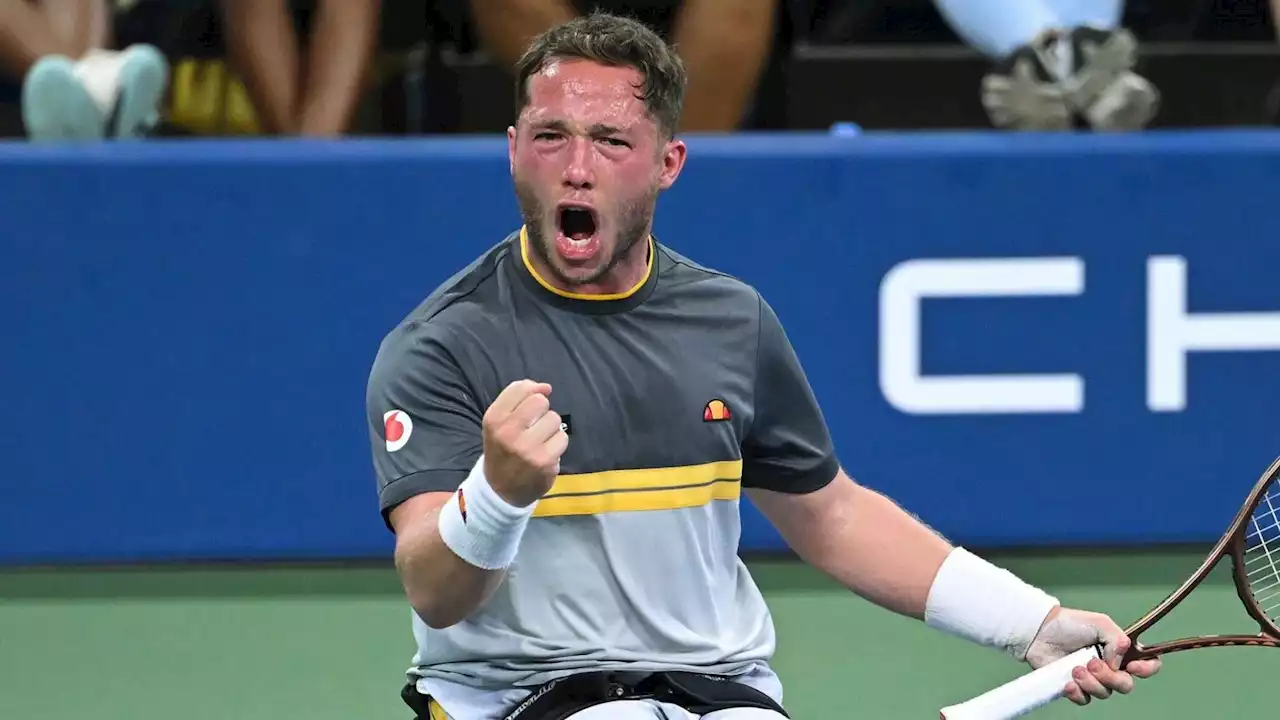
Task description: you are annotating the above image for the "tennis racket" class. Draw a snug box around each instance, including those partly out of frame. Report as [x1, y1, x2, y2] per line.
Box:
[939, 455, 1280, 720]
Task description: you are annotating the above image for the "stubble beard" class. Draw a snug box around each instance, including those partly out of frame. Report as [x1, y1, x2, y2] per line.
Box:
[515, 178, 656, 289]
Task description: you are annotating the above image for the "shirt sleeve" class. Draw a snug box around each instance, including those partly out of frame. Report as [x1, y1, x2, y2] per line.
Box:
[741, 294, 840, 493]
[366, 326, 483, 529]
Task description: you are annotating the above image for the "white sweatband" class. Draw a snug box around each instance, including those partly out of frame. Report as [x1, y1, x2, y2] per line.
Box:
[438, 455, 535, 570]
[924, 547, 1060, 661]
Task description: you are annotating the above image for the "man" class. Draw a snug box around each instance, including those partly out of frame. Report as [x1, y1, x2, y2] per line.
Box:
[931, 0, 1160, 131]
[366, 13, 1161, 720]
[4, 0, 167, 140]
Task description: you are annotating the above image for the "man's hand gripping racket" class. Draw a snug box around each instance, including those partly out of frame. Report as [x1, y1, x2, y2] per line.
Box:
[940, 456, 1280, 719]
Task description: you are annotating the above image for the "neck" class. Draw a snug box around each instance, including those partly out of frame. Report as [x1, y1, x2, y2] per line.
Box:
[523, 228, 653, 298]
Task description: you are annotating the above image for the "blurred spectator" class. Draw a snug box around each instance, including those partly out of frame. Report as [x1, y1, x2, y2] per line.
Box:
[466, 0, 784, 132]
[219, 0, 380, 136]
[4, 0, 167, 140]
[932, 0, 1159, 130]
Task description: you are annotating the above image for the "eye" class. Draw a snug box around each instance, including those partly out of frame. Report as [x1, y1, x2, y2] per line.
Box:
[599, 137, 630, 148]
[534, 132, 562, 142]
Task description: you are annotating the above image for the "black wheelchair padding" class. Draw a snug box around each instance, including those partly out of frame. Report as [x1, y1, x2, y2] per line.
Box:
[501, 670, 790, 720]
[402, 670, 789, 720]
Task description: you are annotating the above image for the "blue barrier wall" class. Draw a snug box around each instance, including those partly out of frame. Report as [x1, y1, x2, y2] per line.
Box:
[2, 131, 1278, 564]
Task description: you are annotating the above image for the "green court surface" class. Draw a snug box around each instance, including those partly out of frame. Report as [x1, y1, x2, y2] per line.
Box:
[0, 550, 1270, 719]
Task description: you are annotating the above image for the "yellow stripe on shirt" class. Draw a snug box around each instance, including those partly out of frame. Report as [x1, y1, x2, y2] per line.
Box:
[533, 460, 743, 518]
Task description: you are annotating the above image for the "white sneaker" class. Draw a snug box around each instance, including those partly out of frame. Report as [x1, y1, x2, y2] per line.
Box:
[22, 54, 104, 141]
[75, 44, 170, 139]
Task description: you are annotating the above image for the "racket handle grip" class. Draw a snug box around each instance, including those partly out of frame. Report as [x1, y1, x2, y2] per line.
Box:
[939, 646, 1102, 720]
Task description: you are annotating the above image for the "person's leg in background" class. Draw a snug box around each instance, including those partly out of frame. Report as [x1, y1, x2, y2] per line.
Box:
[663, 0, 778, 131]
[932, 0, 1157, 131]
[0, 0, 93, 140]
[295, 0, 380, 134]
[220, 0, 380, 136]
[218, 0, 297, 135]
[3, 0, 166, 140]
[38, 0, 109, 62]
[468, 0, 777, 132]
[0, 1, 79, 80]
[469, 0, 576, 73]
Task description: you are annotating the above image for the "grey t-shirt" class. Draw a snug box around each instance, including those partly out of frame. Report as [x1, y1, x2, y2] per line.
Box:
[366, 228, 839, 717]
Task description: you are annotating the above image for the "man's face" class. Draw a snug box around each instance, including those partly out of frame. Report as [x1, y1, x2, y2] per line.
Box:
[509, 59, 686, 288]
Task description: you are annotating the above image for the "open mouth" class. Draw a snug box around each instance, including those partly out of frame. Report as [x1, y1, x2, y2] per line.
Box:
[558, 206, 597, 243]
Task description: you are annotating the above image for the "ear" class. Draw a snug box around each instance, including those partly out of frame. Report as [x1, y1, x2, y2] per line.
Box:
[507, 125, 518, 175]
[657, 138, 687, 191]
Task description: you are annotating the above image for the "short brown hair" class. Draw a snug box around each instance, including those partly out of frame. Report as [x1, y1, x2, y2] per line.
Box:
[513, 12, 687, 139]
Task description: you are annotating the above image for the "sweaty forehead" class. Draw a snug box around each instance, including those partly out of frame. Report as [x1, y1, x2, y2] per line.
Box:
[524, 59, 648, 128]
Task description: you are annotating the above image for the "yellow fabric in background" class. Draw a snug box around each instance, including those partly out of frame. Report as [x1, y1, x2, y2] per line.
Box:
[166, 58, 261, 135]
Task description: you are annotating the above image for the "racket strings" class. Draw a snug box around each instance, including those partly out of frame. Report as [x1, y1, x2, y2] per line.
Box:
[1244, 480, 1280, 623]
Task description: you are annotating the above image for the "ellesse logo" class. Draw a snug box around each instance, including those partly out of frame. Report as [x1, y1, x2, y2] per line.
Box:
[703, 399, 731, 422]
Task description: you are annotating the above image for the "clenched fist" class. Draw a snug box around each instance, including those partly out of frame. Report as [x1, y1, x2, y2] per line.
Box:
[482, 380, 569, 508]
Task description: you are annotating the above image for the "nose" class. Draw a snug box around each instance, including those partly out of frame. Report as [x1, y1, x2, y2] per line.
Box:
[562, 137, 595, 191]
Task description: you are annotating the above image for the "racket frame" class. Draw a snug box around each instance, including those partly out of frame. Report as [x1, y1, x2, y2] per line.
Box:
[939, 456, 1280, 720]
[1122, 455, 1280, 661]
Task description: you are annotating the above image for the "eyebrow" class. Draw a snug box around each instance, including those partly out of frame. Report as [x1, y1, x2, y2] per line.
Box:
[532, 119, 628, 136]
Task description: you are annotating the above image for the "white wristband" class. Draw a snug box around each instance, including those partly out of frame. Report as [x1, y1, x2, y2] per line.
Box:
[924, 547, 1059, 661]
[438, 455, 535, 570]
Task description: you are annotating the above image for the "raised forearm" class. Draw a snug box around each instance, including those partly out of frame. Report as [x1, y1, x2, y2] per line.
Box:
[393, 452, 544, 629]
[394, 502, 506, 629]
